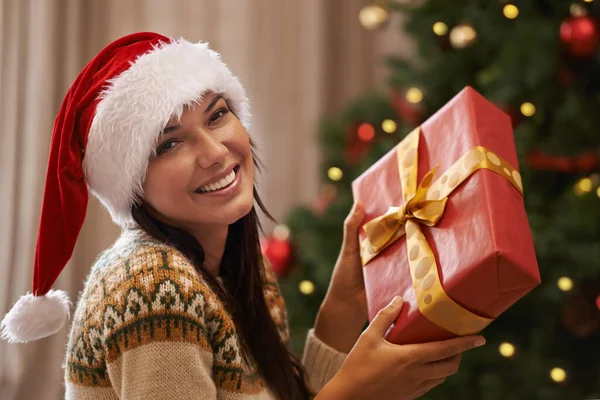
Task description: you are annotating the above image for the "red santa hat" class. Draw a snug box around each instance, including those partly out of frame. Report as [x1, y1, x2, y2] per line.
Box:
[1, 32, 251, 343]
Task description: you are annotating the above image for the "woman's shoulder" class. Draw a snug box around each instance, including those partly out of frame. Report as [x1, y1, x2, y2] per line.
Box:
[90, 229, 177, 271]
[84, 229, 214, 301]
[69, 228, 227, 347]
[65, 230, 232, 387]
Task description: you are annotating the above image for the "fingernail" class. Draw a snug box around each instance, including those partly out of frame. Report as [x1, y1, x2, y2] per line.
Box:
[474, 337, 486, 347]
[390, 296, 403, 307]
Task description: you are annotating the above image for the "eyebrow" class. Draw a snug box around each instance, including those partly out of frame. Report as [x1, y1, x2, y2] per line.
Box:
[161, 94, 225, 135]
[204, 94, 224, 115]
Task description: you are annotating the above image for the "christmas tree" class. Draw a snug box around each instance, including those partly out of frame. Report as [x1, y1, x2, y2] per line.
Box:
[264, 1, 600, 398]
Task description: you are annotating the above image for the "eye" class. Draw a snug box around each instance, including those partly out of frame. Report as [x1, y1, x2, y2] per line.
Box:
[210, 108, 229, 124]
[157, 140, 179, 155]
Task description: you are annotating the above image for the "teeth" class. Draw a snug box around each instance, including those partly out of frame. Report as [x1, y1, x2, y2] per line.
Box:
[199, 170, 236, 193]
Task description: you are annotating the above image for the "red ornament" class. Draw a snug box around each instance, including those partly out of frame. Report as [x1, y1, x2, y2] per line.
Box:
[344, 122, 373, 165]
[559, 16, 600, 57]
[261, 236, 293, 278]
[389, 87, 423, 126]
[357, 123, 375, 142]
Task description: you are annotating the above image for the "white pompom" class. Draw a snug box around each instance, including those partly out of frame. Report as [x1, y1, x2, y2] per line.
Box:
[1, 290, 72, 343]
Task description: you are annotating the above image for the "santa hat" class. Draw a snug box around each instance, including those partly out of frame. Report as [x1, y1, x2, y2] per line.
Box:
[1, 32, 251, 343]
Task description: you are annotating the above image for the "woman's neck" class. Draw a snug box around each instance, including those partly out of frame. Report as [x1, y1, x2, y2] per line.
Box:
[188, 224, 229, 278]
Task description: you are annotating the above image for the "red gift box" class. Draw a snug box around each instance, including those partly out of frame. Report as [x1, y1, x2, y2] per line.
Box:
[352, 86, 541, 345]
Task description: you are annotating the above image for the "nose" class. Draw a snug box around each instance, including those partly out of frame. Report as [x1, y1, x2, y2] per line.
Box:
[194, 133, 228, 170]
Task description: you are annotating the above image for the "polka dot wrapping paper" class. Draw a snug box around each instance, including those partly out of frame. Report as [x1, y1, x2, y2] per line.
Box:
[351, 86, 541, 345]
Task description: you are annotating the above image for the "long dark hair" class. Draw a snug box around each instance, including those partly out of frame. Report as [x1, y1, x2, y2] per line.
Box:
[131, 141, 313, 400]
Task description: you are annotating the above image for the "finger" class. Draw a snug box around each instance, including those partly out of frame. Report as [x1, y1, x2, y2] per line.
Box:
[366, 296, 404, 337]
[421, 353, 461, 380]
[406, 335, 485, 363]
[342, 202, 365, 253]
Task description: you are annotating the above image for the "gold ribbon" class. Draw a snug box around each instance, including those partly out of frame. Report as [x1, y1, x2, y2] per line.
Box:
[360, 127, 524, 336]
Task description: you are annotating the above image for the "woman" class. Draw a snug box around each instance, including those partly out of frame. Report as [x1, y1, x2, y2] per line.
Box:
[1, 32, 485, 400]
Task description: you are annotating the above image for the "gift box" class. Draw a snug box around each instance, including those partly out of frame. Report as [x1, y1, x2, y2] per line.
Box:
[352, 86, 541, 345]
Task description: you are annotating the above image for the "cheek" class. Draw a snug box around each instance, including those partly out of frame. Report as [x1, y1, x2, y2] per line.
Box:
[143, 161, 192, 208]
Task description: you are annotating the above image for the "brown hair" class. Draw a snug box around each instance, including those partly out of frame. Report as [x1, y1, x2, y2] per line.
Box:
[131, 141, 313, 400]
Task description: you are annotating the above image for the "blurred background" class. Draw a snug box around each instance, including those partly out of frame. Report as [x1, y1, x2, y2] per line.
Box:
[1, 0, 599, 399]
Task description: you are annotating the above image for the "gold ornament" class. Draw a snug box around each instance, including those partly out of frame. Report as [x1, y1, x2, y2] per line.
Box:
[570, 3, 587, 16]
[273, 224, 290, 241]
[449, 24, 477, 48]
[359, 4, 390, 31]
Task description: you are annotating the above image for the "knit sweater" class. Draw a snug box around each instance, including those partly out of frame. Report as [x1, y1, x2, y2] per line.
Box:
[64, 229, 347, 399]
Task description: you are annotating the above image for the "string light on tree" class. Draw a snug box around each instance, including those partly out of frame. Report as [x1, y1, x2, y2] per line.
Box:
[550, 367, 567, 383]
[596, 295, 600, 310]
[449, 24, 477, 48]
[558, 277, 574, 292]
[520, 102, 536, 117]
[499, 342, 516, 357]
[503, 4, 519, 19]
[359, 3, 390, 31]
[596, 186, 600, 198]
[328, 167, 343, 181]
[574, 177, 593, 196]
[382, 119, 397, 133]
[358, 123, 375, 142]
[406, 87, 423, 104]
[433, 22, 448, 36]
[299, 280, 315, 295]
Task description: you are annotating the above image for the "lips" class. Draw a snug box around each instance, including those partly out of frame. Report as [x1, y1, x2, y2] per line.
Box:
[194, 165, 240, 194]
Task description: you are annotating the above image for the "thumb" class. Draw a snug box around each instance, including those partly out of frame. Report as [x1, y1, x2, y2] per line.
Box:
[342, 202, 365, 253]
[368, 296, 404, 337]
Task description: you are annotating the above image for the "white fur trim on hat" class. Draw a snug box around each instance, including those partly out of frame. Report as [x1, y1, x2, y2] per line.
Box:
[0, 290, 71, 343]
[83, 38, 251, 228]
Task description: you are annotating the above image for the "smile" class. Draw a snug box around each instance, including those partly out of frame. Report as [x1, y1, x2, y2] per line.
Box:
[194, 165, 240, 194]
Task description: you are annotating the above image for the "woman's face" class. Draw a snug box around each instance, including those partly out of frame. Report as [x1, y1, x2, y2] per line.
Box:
[143, 92, 255, 232]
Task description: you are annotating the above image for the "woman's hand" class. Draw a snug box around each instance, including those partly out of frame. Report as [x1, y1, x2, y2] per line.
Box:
[319, 297, 486, 400]
[325, 201, 368, 319]
[314, 202, 369, 353]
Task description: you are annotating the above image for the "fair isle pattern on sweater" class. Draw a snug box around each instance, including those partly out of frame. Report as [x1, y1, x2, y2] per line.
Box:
[65, 229, 290, 398]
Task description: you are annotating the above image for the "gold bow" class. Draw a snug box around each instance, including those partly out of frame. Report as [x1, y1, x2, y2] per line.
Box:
[360, 127, 523, 336]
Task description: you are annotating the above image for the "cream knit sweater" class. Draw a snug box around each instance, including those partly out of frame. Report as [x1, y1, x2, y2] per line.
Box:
[64, 229, 347, 399]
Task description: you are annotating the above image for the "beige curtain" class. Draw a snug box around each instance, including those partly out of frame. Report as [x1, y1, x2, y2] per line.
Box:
[0, 1, 410, 398]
